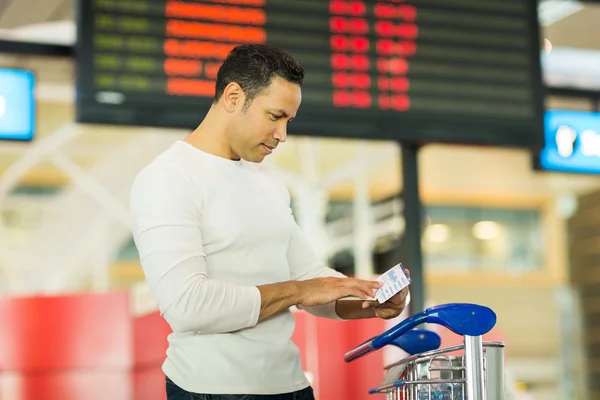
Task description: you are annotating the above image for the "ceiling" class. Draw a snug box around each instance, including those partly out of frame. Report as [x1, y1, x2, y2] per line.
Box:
[541, 1, 600, 49]
[0, 0, 71, 40]
[0, 0, 71, 29]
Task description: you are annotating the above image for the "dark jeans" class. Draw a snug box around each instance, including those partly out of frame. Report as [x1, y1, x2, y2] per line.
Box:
[166, 376, 316, 400]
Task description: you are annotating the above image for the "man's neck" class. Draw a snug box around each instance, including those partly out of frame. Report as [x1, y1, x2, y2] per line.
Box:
[184, 108, 239, 160]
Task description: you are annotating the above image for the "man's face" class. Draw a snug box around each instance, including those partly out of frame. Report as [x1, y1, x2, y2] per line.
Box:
[228, 76, 301, 163]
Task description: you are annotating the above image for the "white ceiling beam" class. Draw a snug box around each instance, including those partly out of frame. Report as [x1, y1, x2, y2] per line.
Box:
[538, 0, 585, 26]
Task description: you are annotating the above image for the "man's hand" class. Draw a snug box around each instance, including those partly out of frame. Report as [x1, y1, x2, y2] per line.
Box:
[361, 285, 409, 319]
[360, 269, 411, 320]
[297, 277, 382, 307]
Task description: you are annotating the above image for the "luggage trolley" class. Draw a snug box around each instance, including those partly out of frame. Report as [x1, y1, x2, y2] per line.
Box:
[344, 303, 505, 400]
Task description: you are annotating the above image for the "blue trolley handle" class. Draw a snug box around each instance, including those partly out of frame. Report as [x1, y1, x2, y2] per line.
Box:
[389, 330, 441, 355]
[344, 303, 496, 362]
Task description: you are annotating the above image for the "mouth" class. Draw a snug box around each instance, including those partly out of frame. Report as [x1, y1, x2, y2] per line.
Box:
[261, 143, 274, 154]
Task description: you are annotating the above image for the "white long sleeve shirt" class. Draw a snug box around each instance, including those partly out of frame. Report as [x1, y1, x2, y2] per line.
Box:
[129, 140, 346, 395]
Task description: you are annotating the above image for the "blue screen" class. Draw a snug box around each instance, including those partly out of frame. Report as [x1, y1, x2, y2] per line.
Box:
[539, 110, 600, 175]
[0, 68, 35, 141]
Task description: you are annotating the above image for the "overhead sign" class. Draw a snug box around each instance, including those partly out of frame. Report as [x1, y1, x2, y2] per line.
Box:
[538, 110, 600, 174]
[0, 68, 35, 142]
[75, 0, 544, 148]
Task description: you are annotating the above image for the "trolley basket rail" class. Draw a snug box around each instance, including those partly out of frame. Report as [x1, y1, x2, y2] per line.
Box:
[344, 303, 505, 400]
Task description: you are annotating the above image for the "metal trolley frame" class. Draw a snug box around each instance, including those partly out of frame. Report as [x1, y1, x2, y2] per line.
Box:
[344, 303, 504, 400]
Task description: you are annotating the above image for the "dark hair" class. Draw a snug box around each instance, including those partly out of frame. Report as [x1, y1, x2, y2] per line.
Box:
[214, 44, 305, 111]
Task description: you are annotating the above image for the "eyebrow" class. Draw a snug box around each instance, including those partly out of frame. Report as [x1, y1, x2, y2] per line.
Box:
[272, 109, 292, 118]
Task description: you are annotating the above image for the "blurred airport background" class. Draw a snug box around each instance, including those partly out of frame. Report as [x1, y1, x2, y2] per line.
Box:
[1, 1, 600, 399]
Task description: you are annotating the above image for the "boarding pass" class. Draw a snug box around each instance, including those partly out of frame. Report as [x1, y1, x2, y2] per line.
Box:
[375, 263, 411, 304]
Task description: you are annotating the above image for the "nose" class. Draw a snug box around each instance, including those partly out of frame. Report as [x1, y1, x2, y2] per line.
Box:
[273, 124, 287, 143]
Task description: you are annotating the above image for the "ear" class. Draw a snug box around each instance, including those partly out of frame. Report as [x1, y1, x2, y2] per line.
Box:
[222, 82, 244, 112]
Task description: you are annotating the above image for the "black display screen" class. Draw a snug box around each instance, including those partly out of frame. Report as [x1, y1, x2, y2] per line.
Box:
[75, 0, 544, 147]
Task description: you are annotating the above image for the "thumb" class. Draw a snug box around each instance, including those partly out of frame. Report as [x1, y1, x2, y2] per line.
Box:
[362, 301, 377, 309]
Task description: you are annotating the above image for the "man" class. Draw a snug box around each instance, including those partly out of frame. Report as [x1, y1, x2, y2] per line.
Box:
[130, 44, 410, 400]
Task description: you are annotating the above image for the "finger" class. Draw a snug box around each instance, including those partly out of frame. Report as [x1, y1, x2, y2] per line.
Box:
[350, 288, 369, 300]
[347, 279, 381, 298]
[382, 309, 401, 320]
[388, 289, 408, 306]
[366, 279, 384, 289]
[375, 306, 403, 320]
[362, 300, 378, 309]
[363, 280, 383, 297]
[346, 282, 373, 298]
[352, 278, 382, 290]
[388, 297, 406, 308]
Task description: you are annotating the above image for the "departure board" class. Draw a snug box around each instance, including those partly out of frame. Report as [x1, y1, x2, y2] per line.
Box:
[75, 0, 545, 147]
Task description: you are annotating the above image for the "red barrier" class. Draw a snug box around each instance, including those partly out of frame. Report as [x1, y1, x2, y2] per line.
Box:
[0, 292, 131, 371]
[133, 312, 171, 368]
[0, 294, 390, 400]
[0, 292, 132, 400]
[132, 312, 170, 400]
[1, 371, 131, 400]
[132, 367, 166, 400]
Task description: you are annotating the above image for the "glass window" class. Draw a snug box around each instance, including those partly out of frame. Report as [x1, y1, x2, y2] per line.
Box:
[116, 239, 139, 260]
[422, 205, 544, 272]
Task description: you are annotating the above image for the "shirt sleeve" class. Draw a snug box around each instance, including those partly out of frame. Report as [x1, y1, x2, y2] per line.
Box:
[129, 161, 261, 334]
[287, 218, 347, 320]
